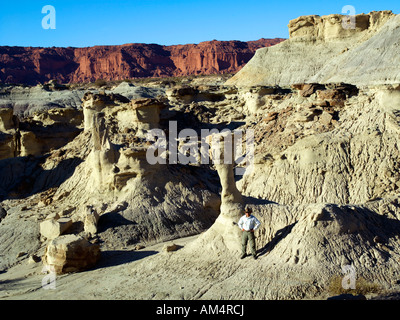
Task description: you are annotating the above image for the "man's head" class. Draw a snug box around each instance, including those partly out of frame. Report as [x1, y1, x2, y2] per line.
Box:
[244, 207, 252, 217]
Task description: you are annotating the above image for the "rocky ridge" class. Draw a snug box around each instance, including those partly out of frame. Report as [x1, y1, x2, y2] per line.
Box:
[0, 38, 284, 85]
[227, 11, 399, 87]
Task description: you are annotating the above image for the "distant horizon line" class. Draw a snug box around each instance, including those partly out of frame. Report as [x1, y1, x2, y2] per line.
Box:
[0, 37, 287, 50]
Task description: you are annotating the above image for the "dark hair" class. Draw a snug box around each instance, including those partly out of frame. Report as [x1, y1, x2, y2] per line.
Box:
[245, 207, 252, 213]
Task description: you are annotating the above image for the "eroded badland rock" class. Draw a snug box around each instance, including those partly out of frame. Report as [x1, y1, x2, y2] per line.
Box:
[227, 10, 398, 87]
[0, 106, 82, 160]
[2, 11, 400, 299]
[0, 107, 15, 132]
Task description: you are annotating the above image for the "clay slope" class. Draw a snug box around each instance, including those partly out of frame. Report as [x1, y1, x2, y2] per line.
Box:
[0, 38, 284, 85]
[226, 11, 399, 87]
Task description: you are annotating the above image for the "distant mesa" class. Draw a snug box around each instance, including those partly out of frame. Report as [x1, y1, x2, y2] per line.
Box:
[0, 38, 285, 85]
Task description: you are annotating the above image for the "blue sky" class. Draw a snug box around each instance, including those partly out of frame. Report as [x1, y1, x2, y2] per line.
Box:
[0, 0, 399, 47]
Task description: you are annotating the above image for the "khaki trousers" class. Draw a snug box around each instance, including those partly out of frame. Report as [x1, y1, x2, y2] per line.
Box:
[241, 230, 256, 256]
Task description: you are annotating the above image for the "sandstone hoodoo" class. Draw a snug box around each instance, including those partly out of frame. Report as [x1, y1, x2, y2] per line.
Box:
[1, 10, 400, 301]
[0, 38, 285, 85]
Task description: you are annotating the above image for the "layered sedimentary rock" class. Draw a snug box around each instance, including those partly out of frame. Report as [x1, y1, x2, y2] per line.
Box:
[0, 80, 165, 117]
[0, 106, 82, 160]
[42, 234, 101, 274]
[0, 38, 285, 85]
[227, 10, 398, 86]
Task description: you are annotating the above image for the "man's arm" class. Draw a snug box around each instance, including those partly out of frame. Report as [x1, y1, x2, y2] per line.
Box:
[238, 216, 244, 230]
[253, 217, 261, 231]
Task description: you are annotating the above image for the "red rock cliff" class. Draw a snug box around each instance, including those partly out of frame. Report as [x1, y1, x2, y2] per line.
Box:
[0, 38, 285, 85]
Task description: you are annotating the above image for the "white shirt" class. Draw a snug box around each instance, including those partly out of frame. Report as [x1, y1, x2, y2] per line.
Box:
[238, 215, 261, 231]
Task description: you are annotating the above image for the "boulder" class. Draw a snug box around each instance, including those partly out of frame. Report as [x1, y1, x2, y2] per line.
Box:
[39, 217, 72, 240]
[43, 234, 100, 274]
[163, 243, 179, 252]
[299, 83, 325, 97]
[319, 111, 333, 126]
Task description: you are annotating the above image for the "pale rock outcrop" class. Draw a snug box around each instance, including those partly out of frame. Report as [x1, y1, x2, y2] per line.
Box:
[288, 13, 371, 41]
[0, 105, 83, 159]
[227, 11, 398, 87]
[310, 13, 400, 85]
[129, 98, 165, 137]
[88, 112, 119, 191]
[0, 108, 17, 160]
[0, 107, 15, 132]
[32, 107, 83, 127]
[13, 90, 221, 251]
[82, 92, 129, 131]
[208, 132, 243, 208]
[18, 131, 41, 157]
[83, 206, 100, 236]
[39, 217, 73, 240]
[42, 234, 100, 274]
[203, 131, 244, 253]
[84, 93, 164, 193]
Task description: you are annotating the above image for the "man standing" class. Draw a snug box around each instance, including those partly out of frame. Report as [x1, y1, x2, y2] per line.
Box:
[238, 207, 261, 260]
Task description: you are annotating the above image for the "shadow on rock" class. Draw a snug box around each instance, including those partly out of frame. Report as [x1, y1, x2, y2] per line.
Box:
[257, 222, 297, 257]
[97, 205, 136, 233]
[0, 155, 83, 201]
[243, 195, 277, 206]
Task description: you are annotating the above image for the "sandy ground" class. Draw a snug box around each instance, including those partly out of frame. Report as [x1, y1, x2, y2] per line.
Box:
[1, 230, 399, 301]
[0, 235, 201, 300]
